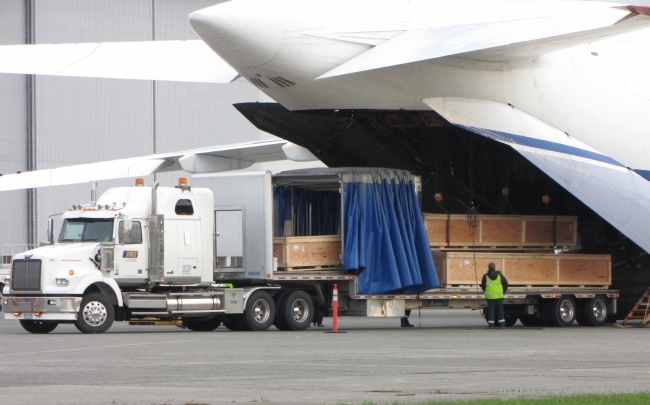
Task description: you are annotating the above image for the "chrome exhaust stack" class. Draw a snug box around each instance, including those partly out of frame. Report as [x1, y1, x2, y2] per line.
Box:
[148, 182, 164, 283]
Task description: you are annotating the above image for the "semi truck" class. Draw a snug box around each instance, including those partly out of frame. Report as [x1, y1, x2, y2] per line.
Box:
[2, 168, 618, 334]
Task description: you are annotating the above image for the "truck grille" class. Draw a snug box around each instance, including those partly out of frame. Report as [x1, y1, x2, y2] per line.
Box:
[11, 259, 42, 292]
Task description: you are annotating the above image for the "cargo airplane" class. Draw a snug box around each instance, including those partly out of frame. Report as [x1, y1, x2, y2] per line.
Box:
[1, 0, 650, 256]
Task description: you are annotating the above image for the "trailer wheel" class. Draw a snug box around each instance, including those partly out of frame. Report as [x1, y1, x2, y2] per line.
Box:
[504, 314, 518, 327]
[273, 291, 291, 331]
[74, 293, 114, 334]
[242, 290, 275, 331]
[582, 296, 608, 326]
[19, 320, 58, 334]
[277, 290, 314, 331]
[574, 299, 587, 326]
[540, 299, 556, 326]
[546, 296, 577, 327]
[222, 314, 247, 331]
[518, 315, 545, 327]
[182, 315, 222, 331]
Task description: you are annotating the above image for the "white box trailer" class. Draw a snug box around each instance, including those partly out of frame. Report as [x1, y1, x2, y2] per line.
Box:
[2, 168, 618, 334]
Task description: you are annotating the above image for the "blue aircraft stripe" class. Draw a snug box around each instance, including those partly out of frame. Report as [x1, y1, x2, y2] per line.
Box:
[457, 125, 624, 168]
[633, 169, 650, 181]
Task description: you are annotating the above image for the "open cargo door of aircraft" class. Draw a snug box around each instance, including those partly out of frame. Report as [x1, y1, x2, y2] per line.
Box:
[424, 97, 650, 254]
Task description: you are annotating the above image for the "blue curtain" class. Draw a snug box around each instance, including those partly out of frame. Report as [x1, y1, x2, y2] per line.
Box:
[342, 170, 439, 295]
[274, 186, 339, 237]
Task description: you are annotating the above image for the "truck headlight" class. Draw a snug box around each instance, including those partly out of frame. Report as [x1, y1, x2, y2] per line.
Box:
[55, 278, 69, 286]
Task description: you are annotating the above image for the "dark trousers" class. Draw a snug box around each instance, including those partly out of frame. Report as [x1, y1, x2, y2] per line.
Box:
[486, 299, 505, 328]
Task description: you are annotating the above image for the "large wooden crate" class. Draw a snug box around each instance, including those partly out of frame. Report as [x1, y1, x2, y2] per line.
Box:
[273, 235, 342, 270]
[424, 214, 577, 249]
[432, 251, 611, 287]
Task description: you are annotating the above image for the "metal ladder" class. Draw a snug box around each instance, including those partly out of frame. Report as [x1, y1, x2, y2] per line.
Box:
[622, 287, 650, 326]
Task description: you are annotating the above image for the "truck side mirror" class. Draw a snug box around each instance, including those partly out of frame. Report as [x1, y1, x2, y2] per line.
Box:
[123, 218, 132, 234]
[47, 218, 54, 245]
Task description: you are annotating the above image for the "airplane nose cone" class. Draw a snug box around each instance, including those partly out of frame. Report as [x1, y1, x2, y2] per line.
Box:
[189, 1, 282, 68]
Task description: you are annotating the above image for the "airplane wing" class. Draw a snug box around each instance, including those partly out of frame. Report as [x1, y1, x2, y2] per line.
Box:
[423, 96, 650, 254]
[0, 140, 317, 192]
[0, 40, 238, 83]
[318, 5, 650, 79]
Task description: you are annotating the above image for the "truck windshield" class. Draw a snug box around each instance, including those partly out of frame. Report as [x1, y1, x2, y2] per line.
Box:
[59, 218, 114, 243]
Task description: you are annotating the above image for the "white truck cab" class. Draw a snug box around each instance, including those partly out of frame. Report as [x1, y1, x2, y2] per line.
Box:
[3, 181, 226, 334]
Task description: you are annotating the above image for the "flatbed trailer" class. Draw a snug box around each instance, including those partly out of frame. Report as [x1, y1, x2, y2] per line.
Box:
[2, 168, 617, 333]
[268, 269, 618, 327]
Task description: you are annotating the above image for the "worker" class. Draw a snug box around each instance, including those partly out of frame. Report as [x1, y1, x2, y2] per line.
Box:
[480, 262, 509, 328]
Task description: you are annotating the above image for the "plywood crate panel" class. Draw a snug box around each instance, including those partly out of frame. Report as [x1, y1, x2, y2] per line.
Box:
[433, 251, 610, 287]
[424, 214, 577, 249]
[273, 235, 342, 270]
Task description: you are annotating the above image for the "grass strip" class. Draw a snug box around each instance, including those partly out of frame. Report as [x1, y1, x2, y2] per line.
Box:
[346, 392, 650, 405]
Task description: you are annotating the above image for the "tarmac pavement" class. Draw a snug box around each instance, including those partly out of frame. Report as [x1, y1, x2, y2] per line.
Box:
[0, 310, 647, 405]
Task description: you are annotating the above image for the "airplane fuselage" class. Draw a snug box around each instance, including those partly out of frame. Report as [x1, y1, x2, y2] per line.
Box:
[190, 0, 650, 175]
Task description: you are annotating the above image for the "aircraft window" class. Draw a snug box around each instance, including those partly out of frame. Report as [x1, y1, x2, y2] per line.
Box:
[118, 221, 142, 245]
[175, 199, 194, 215]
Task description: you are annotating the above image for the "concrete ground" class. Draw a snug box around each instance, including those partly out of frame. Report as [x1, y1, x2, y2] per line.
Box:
[0, 310, 647, 405]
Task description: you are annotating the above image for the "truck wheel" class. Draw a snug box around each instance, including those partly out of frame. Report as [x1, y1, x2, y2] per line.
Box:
[540, 299, 556, 326]
[222, 314, 247, 331]
[518, 315, 545, 327]
[504, 314, 518, 327]
[574, 299, 587, 326]
[242, 290, 275, 331]
[182, 315, 221, 331]
[547, 296, 577, 327]
[273, 291, 291, 331]
[19, 320, 58, 334]
[74, 293, 115, 334]
[582, 296, 608, 326]
[277, 290, 314, 331]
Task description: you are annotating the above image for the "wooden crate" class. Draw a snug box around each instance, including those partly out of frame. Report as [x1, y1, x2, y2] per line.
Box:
[273, 235, 342, 270]
[433, 251, 611, 287]
[424, 214, 577, 249]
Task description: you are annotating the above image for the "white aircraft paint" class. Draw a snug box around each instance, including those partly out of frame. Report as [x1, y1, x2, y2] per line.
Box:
[0, 0, 650, 252]
[0, 140, 303, 192]
[0, 40, 238, 83]
[424, 97, 650, 252]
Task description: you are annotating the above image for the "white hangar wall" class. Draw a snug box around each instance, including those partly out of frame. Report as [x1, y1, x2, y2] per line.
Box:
[0, 0, 323, 248]
[0, 0, 29, 250]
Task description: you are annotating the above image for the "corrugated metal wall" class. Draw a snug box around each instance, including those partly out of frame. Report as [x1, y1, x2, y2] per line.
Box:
[0, 0, 323, 246]
[0, 1, 28, 247]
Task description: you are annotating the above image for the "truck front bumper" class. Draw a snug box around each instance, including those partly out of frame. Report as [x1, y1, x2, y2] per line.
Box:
[3, 296, 81, 321]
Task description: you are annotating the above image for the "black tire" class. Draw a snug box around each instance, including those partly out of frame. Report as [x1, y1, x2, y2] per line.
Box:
[277, 290, 314, 331]
[518, 314, 545, 327]
[582, 296, 608, 326]
[222, 314, 247, 331]
[182, 315, 222, 331]
[540, 299, 557, 326]
[74, 292, 115, 334]
[19, 320, 58, 334]
[574, 299, 587, 326]
[242, 290, 275, 331]
[273, 291, 291, 331]
[547, 296, 577, 327]
[504, 314, 518, 327]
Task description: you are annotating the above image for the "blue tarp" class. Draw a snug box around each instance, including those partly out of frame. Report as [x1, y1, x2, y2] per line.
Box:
[342, 170, 439, 295]
[274, 186, 340, 237]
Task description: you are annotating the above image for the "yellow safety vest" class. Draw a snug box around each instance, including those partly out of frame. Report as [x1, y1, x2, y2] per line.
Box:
[485, 274, 504, 300]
